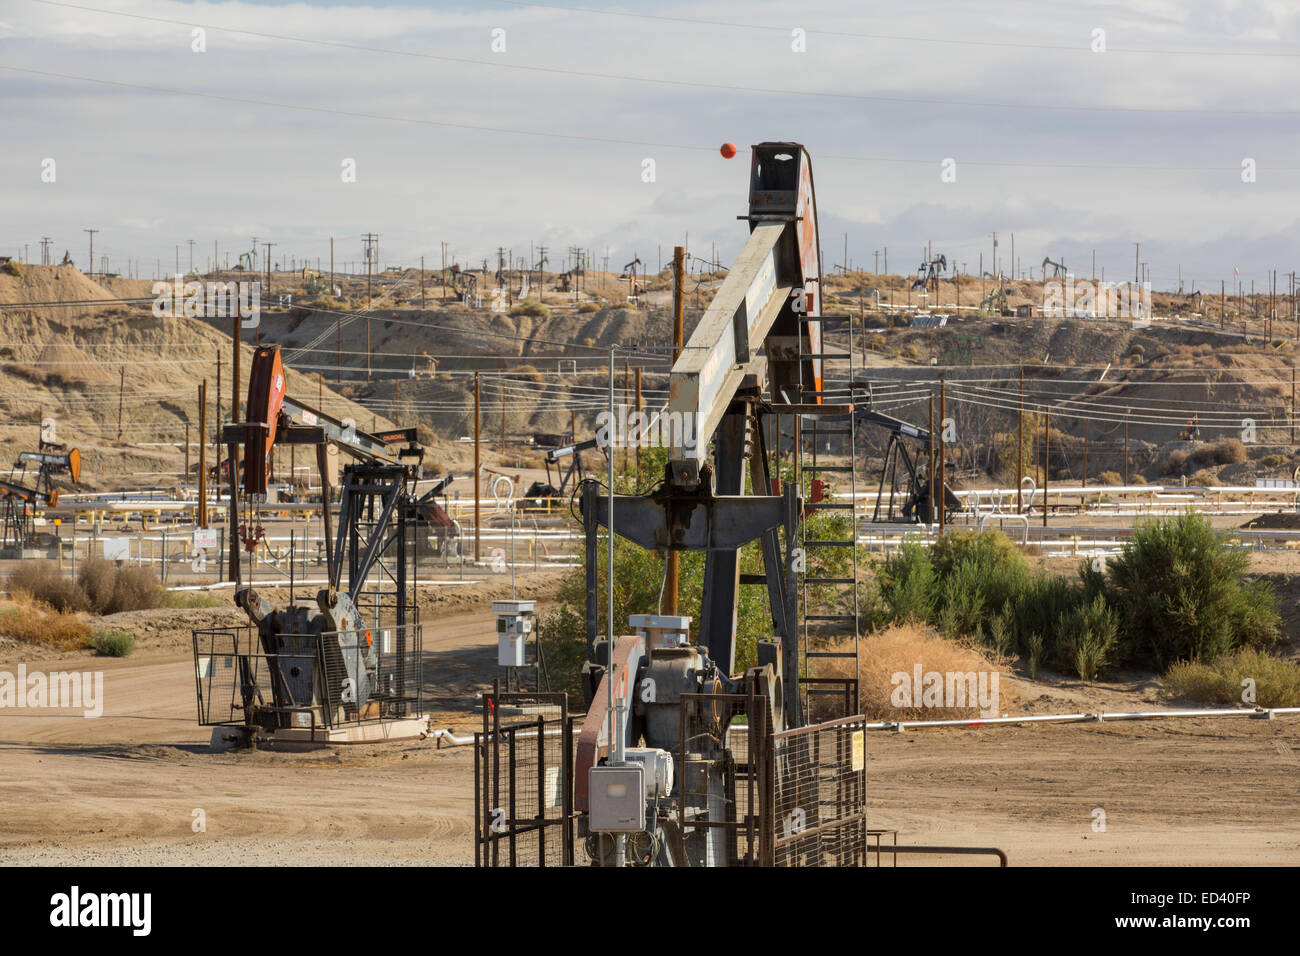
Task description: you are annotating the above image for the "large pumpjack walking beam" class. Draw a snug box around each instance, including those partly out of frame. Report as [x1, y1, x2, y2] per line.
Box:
[580, 144, 834, 740]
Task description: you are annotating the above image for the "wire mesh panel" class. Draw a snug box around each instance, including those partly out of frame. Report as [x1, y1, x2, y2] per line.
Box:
[475, 690, 577, 867]
[770, 715, 868, 867]
[674, 692, 766, 867]
[192, 617, 423, 731]
[193, 626, 260, 726]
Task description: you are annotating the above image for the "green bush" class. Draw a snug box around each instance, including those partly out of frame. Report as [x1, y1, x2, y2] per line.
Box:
[877, 542, 935, 624]
[1105, 511, 1279, 668]
[91, 629, 135, 657]
[1164, 648, 1300, 707]
[1011, 572, 1081, 664]
[1056, 592, 1119, 680]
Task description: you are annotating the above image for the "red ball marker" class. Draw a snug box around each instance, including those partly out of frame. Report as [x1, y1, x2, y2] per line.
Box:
[720, 142, 737, 159]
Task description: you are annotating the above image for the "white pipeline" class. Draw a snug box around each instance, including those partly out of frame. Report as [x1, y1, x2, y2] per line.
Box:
[866, 706, 1300, 732]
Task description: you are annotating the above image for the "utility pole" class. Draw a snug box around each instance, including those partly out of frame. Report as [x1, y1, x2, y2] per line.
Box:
[474, 372, 482, 563]
[263, 242, 275, 302]
[39, 237, 51, 266]
[1083, 419, 1089, 489]
[421, 255, 426, 307]
[187, 239, 195, 273]
[84, 228, 97, 277]
[363, 233, 379, 380]
[928, 392, 936, 522]
[1017, 366, 1024, 513]
[116, 366, 125, 441]
[1042, 407, 1049, 528]
[1123, 409, 1130, 484]
[1134, 242, 1140, 283]
[198, 380, 208, 527]
[500, 376, 507, 455]
[938, 378, 946, 533]
[634, 364, 644, 473]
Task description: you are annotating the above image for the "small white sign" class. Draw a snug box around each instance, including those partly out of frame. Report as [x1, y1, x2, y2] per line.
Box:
[193, 527, 218, 549]
[102, 537, 130, 561]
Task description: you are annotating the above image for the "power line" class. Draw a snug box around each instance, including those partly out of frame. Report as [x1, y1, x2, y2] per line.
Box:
[25, 0, 1300, 117]
[484, 0, 1300, 59]
[7, 63, 1300, 174]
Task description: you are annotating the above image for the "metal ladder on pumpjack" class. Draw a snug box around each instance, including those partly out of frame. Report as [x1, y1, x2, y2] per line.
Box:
[796, 299, 862, 720]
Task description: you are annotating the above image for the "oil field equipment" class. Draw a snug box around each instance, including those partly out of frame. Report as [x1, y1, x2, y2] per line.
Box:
[193, 344, 430, 746]
[856, 407, 960, 523]
[0, 440, 80, 549]
[477, 143, 881, 867]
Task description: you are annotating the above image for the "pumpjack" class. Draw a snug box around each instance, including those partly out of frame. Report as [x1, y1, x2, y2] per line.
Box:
[856, 407, 959, 522]
[523, 437, 601, 506]
[0, 441, 81, 548]
[575, 143, 833, 865]
[204, 344, 428, 740]
[911, 254, 947, 293]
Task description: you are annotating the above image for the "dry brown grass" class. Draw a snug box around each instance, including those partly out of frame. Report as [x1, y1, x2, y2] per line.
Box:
[7, 558, 163, 616]
[810, 624, 1017, 722]
[0, 597, 92, 651]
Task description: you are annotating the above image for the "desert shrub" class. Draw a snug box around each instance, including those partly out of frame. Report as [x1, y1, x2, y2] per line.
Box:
[510, 299, 550, 319]
[577, 302, 599, 314]
[932, 531, 1032, 642]
[867, 335, 887, 351]
[1105, 511, 1280, 668]
[2, 260, 24, 277]
[810, 625, 1016, 721]
[1164, 648, 1300, 707]
[1259, 454, 1286, 469]
[1190, 438, 1247, 468]
[7, 562, 88, 612]
[1188, 468, 1219, 487]
[1095, 470, 1122, 485]
[513, 363, 546, 384]
[1056, 592, 1119, 680]
[76, 557, 163, 615]
[1160, 450, 1188, 475]
[877, 542, 935, 624]
[930, 529, 1023, 579]
[90, 628, 135, 657]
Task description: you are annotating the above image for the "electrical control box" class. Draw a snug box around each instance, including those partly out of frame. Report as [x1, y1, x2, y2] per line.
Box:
[493, 600, 535, 668]
[624, 747, 674, 799]
[588, 764, 646, 833]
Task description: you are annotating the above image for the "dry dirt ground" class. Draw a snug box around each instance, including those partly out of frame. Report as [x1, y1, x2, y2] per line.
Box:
[0, 571, 1297, 866]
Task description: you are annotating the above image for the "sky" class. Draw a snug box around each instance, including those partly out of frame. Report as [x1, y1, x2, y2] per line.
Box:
[2, 0, 1299, 292]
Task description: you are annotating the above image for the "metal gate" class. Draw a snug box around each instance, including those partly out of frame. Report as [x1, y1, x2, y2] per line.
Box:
[474, 689, 578, 867]
[767, 715, 869, 867]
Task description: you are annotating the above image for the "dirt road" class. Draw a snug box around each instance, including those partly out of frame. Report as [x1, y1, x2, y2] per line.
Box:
[1, 605, 1297, 866]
